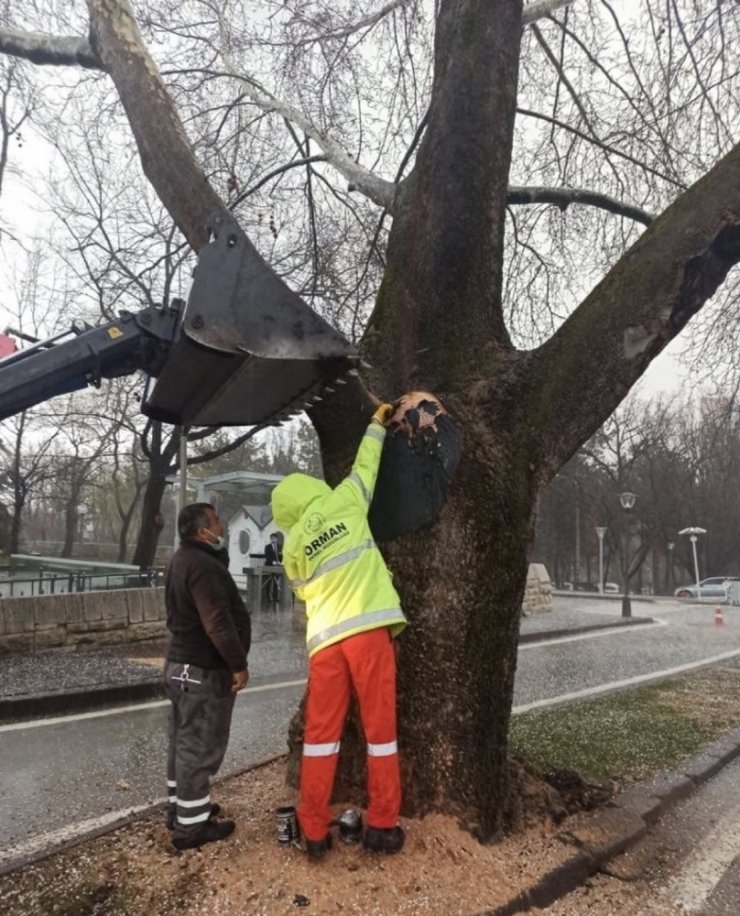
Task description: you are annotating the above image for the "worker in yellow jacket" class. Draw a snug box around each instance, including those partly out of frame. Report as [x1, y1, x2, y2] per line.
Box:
[271, 403, 407, 858]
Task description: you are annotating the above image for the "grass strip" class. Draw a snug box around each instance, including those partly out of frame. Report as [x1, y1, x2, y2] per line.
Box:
[510, 662, 740, 784]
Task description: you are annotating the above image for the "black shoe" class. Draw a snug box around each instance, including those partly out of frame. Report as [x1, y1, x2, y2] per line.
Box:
[305, 832, 333, 860]
[363, 825, 405, 853]
[166, 802, 221, 831]
[172, 818, 235, 851]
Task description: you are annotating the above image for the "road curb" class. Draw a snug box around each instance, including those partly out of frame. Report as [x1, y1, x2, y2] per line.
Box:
[0, 617, 653, 723]
[0, 753, 287, 878]
[0, 680, 164, 723]
[485, 728, 740, 915]
[519, 616, 655, 644]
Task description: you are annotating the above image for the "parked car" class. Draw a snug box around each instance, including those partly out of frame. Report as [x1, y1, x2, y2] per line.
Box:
[674, 577, 736, 599]
[603, 582, 620, 594]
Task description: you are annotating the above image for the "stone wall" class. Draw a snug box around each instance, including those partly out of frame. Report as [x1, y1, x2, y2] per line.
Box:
[522, 563, 552, 615]
[0, 588, 166, 653]
[0, 561, 553, 653]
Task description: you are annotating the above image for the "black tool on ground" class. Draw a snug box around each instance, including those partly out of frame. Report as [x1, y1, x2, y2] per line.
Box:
[0, 211, 358, 427]
[369, 391, 461, 542]
[336, 808, 363, 844]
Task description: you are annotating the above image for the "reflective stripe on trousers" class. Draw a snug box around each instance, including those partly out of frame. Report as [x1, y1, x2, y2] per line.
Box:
[165, 661, 235, 838]
[298, 627, 401, 841]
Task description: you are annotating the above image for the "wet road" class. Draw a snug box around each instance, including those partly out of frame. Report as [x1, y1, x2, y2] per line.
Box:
[0, 607, 307, 869]
[549, 756, 740, 915]
[515, 597, 740, 712]
[3, 596, 739, 870]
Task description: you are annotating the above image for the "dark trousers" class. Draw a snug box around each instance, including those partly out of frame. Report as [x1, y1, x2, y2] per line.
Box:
[165, 661, 235, 842]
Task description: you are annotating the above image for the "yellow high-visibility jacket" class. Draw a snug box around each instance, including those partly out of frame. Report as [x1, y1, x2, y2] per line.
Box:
[271, 419, 407, 657]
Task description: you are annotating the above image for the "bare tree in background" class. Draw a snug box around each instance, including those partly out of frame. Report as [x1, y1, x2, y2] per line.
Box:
[2, 0, 740, 838]
[0, 54, 32, 240]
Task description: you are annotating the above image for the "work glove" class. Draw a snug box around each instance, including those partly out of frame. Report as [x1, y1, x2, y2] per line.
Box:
[372, 403, 394, 426]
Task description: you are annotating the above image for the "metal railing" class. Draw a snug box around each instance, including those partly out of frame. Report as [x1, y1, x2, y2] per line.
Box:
[0, 568, 163, 598]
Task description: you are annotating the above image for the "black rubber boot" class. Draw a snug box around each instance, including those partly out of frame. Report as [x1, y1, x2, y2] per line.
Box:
[305, 832, 333, 860]
[362, 825, 405, 853]
[172, 818, 235, 851]
[166, 802, 221, 831]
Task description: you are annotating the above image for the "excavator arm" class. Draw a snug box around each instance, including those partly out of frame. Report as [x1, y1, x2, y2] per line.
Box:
[0, 211, 358, 427]
[0, 304, 179, 422]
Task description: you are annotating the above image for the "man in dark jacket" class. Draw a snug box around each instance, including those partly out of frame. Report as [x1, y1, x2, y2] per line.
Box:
[264, 533, 282, 566]
[164, 502, 251, 851]
[263, 533, 283, 605]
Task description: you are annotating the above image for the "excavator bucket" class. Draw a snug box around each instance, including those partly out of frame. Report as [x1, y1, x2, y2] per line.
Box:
[143, 212, 358, 427]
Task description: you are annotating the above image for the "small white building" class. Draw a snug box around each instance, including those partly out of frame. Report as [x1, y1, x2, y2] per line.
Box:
[194, 471, 286, 591]
[226, 504, 284, 589]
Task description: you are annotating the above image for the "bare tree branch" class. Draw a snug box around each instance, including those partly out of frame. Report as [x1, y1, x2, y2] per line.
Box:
[517, 106, 688, 189]
[0, 28, 101, 69]
[507, 185, 654, 225]
[215, 68, 398, 212]
[290, 0, 412, 45]
[523, 0, 574, 25]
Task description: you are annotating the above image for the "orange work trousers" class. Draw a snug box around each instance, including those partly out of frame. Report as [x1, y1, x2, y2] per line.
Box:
[298, 626, 401, 842]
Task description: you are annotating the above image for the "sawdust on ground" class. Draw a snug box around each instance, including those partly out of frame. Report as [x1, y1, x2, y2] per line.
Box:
[0, 757, 583, 916]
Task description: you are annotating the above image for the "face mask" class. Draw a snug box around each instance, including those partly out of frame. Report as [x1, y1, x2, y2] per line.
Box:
[203, 528, 226, 551]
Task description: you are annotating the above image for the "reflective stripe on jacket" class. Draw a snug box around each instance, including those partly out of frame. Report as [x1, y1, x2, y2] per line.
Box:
[271, 420, 406, 656]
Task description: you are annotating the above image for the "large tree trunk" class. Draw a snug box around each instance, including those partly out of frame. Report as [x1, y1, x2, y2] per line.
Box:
[9, 498, 23, 554]
[131, 467, 168, 567]
[60, 501, 78, 558]
[132, 422, 181, 567]
[392, 407, 537, 835]
[351, 0, 527, 836]
[117, 488, 142, 563]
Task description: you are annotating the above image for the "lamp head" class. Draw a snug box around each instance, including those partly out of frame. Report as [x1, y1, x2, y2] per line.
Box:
[619, 492, 637, 510]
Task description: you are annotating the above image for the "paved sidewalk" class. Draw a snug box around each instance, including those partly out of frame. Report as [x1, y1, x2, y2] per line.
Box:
[491, 727, 740, 914]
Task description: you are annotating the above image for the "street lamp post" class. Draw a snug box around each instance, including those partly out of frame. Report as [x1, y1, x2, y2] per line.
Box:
[619, 492, 637, 618]
[77, 505, 87, 543]
[679, 526, 707, 601]
[596, 527, 607, 595]
[666, 541, 675, 594]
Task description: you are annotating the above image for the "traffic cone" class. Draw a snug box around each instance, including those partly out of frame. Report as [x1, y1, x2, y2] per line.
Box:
[714, 606, 724, 626]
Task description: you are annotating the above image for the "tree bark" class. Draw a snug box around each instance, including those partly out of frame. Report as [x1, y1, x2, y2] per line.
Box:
[364, 0, 523, 391]
[61, 491, 81, 558]
[391, 399, 537, 835]
[132, 421, 181, 568]
[352, 0, 528, 835]
[131, 467, 169, 567]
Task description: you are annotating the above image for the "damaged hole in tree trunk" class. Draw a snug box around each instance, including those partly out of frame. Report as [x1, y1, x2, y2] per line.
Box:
[369, 391, 461, 543]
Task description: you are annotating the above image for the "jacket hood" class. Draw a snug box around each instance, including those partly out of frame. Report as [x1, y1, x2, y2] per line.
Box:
[271, 473, 331, 531]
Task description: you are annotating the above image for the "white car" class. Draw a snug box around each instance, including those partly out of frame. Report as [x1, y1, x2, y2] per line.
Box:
[674, 577, 734, 599]
[603, 582, 619, 593]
